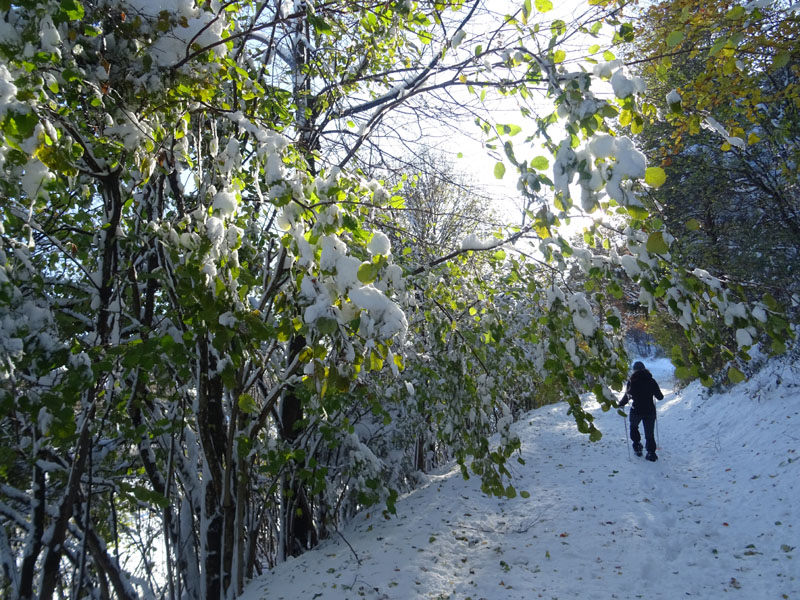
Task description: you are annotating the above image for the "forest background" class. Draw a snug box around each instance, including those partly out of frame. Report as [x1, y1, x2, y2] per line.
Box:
[0, 0, 798, 599]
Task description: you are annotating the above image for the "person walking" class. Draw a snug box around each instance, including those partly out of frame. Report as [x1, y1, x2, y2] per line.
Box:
[619, 361, 664, 461]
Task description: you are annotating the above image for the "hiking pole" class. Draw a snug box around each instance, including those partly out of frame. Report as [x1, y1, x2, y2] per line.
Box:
[655, 415, 660, 449]
[623, 412, 631, 459]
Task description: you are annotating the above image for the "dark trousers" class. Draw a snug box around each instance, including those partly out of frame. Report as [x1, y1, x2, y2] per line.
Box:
[629, 410, 656, 453]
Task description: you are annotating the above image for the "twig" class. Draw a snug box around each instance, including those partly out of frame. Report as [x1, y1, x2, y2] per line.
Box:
[337, 528, 361, 566]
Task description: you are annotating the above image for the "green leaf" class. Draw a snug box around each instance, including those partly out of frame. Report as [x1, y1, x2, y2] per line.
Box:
[685, 218, 701, 231]
[494, 162, 506, 179]
[499, 123, 522, 136]
[6, 110, 39, 140]
[60, 0, 84, 20]
[644, 167, 666, 188]
[236, 435, 253, 460]
[277, 320, 292, 342]
[317, 317, 338, 335]
[709, 37, 727, 57]
[369, 350, 383, 371]
[727, 366, 746, 384]
[530, 156, 549, 171]
[666, 30, 684, 48]
[771, 338, 787, 355]
[588, 44, 600, 54]
[617, 23, 634, 43]
[308, 14, 333, 35]
[726, 5, 745, 20]
[238, 393, 258, 414]
[762, 292, 779, 311]
[626, 205, 649, 220]
[553, 49, 566, 64]
[298, 346, 318, 365]
[534, 0, 553, 12]
[520, 490, 531, 498]
[129, 484, 169, 508]
[328, 367, 351, 392]
[772, 51, 790, 70]
[646, 232, 669, 254]
[551, 19, 566, 37]
[357, 262, 378, 284]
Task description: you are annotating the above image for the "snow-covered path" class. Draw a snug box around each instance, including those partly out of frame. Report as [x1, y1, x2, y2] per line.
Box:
[242, 358, 799, 599]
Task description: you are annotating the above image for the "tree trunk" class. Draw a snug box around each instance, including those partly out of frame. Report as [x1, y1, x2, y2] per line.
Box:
[17, 462, 44, 599]
[280, 336, 318, 557]
[37, 402, 96, 600]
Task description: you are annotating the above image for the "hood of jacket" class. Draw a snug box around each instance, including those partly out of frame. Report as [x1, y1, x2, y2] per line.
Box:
[630, 369, 653, 383]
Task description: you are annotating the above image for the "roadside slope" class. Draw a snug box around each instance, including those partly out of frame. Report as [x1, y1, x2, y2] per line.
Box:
[243, 357, 799, 600]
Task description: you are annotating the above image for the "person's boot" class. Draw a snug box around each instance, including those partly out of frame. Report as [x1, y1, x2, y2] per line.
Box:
[645, 451, 658, 462]
[632, 442, 643, 457]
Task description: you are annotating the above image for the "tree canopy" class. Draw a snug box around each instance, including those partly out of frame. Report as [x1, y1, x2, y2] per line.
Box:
[625, 0, 800, 314]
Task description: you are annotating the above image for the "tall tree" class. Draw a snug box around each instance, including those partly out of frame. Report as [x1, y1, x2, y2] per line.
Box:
[624, 0, 800, 311]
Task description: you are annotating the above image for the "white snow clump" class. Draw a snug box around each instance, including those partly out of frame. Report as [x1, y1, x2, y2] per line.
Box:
[368, 231, 391, 256]
[0, 65, 18, 119]
[126, 0, 229, 68]
[568, 292, 598, 337]
[736, 328, 754, 348]
[703, 117, 745, 149]
[588, 134, 616, 159]
[21, 159, 54, 201]
[611, 67, 646, 100]
[349, 285, 408, 339]
[451, 29, 466, 49]
[461, 234, 497, 251]
[545, 285, 565, 309]
[619, 254, 641, 278]
[212, 188, 238, 217]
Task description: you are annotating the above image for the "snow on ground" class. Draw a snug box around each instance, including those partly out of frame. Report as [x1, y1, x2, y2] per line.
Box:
[242, 357, 799, 599]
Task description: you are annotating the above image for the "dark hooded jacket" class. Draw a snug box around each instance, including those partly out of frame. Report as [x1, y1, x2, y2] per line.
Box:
[619, 369, 663, 415]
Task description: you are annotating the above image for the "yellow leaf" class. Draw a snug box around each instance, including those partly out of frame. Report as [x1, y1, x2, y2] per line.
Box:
[645, 167, 667, 188]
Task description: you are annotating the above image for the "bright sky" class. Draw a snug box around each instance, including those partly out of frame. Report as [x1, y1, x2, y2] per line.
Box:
[242, 355, 800, 599]
[435, 0, 618, 230]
